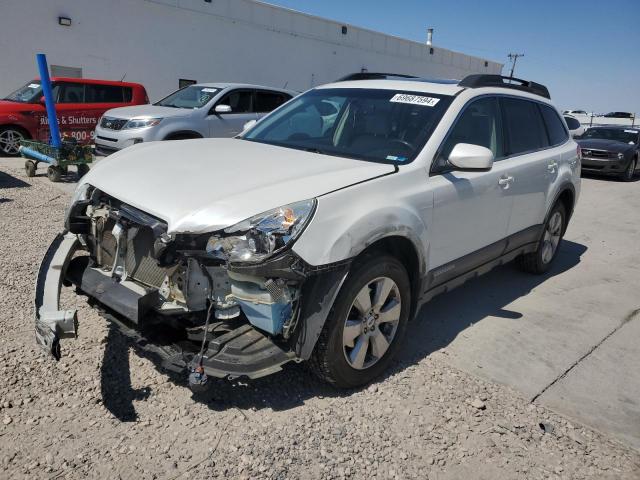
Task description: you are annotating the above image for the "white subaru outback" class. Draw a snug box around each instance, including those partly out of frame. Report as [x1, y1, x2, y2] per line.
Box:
[35, 74, 581, 388]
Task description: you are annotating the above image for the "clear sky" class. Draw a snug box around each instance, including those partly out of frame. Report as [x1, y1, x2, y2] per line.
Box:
[268, 0, 640, 114]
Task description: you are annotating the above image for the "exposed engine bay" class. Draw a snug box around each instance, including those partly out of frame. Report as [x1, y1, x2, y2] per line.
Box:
[35, 186, 349, 382]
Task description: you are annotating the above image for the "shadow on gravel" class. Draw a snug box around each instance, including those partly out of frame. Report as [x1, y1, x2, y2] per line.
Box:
[31, 171, 79, 184]
[0, 170, 30, 189]
[97, 240, 587, 418]
[100, 323, 152, 422]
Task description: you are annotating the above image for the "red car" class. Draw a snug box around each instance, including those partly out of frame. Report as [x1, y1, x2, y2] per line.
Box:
[0, 78, 148, 156]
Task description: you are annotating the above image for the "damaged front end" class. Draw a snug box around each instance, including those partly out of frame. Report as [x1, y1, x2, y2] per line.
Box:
[35, 185, 349, 380]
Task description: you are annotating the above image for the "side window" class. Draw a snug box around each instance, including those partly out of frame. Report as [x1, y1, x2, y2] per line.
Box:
[437, 96, 504, 167]
[123, 87, 133, 103]
[564, 116, 580, 131]
[217, 90, 252, 113]
[501, 97, 549, 155]
[540, 105, 569, 145]
[85, 84, 125, 103]
[254, 91, 290, 113]
[58, 83, 85, 103]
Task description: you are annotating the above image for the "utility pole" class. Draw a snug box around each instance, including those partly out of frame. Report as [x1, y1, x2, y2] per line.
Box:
[507, 53, 524, 78]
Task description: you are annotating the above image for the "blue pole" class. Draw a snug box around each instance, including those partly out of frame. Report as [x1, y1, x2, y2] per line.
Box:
[36, 53, 61, 148]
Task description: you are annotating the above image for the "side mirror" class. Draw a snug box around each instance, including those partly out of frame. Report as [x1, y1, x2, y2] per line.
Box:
[39, 96, 46, 104]
[242, 119, 257, 133]
[447, 143, 494, 171]
[214, 104, 232, 114]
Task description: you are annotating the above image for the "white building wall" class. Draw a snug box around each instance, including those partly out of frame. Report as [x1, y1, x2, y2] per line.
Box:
[0, 0, 503, 101]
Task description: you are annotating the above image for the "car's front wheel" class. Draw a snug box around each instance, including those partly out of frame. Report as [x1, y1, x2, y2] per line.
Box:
[0, 126, 27, 157]
[620, 157, 637, 182]
[309, 254, 411, 388]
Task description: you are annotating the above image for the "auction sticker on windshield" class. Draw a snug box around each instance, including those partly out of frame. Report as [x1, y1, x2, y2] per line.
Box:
[390, 93, 440, 107]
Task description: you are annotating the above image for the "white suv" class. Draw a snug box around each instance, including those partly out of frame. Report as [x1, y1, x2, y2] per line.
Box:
[36, 74, 580, 388]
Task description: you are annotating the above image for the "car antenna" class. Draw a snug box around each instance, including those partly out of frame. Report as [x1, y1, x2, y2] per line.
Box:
[120, 73, 127, 81]
[283, 81, 288, 89]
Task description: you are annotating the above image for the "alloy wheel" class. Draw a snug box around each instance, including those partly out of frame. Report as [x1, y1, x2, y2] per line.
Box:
[342, 277, 401, 370]
[541, 211, 563, 264]
[0, 129, 24, 155]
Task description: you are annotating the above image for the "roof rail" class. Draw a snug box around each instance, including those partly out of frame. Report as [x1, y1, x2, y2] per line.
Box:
[458, 74, 551, 99]
[336, 72, 419, 82]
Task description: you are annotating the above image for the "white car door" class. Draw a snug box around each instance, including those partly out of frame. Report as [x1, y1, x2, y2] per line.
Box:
[208, 89, 258, 137]
[428, 96, 513, 272]
[500, 98, 557, 237]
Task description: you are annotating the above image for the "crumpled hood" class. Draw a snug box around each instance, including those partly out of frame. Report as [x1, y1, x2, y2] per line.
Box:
[577, 138, 635, 153]
[102, 104, 193, 120]
[83, 138, 395, 233]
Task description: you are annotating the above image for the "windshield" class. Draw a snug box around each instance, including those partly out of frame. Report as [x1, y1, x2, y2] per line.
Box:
[154, 85, 220, 109]
[580, 128, 638, 144]
[243, 88, 454, 164]
[3, 80, 43, 103]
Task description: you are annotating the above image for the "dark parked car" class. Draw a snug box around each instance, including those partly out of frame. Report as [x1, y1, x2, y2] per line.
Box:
[577, 126, 639, 181]
[603, 111, 634, 119]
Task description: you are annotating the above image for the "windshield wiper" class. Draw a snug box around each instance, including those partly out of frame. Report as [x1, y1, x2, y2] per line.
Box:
[304, 147, 325, 154]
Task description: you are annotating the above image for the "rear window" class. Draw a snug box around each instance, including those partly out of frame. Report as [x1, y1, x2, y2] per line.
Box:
[502, 97, 549, 155]
[540, 105, 569, 146]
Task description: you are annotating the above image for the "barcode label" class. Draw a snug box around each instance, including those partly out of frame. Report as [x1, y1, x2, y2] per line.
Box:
[390, 93, 440, 107]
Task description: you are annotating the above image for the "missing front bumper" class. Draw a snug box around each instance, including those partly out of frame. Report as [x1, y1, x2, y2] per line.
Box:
[34, 233, 81, 360]
[33, 233, 299, 379]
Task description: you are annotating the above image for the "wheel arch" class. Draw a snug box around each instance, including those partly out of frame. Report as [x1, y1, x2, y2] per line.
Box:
[547, 183, 576, 235]
[351, 235, 424, 321]
[163, 130, 203, 140]
[0, 123, 32, 138]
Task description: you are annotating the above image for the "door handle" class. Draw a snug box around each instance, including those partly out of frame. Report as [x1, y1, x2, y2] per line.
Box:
[498, 176, 514, 189]
[547, 161, 559, 172]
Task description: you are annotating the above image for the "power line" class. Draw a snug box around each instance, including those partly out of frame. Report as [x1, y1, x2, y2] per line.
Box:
[507, 53, 525, 78]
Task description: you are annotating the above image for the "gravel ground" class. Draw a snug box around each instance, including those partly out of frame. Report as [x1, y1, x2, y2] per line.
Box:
[1, 165, 639, 480]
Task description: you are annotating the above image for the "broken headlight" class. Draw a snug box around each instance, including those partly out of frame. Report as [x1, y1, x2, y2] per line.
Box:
[206, 199, 316, 263]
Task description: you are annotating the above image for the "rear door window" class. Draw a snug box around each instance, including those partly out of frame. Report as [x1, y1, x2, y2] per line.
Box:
[501, 97, 549, 155]
[540, 105, 569, 145]
[217, 90, 253, 113]
[58, 82, 85, 103]
[86, 84, 126, 103]
[254, 91, 290, 112]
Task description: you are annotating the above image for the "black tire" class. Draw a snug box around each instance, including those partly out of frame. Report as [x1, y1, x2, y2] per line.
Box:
[0, 126, 28, 157]
[517, 202, 567, 274]
[620, 157, 637, 182]
[77, 163, 90, 179]
[25, 160, 37, 177]
[309, 253, 411, 388]
[47, 166, 62, 183]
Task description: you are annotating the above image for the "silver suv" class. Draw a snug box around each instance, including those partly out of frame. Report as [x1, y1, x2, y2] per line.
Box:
[94, 83, 295, 155]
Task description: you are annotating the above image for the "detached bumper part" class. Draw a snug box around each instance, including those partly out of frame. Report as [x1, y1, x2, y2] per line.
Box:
[34, 233, 81, 359]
